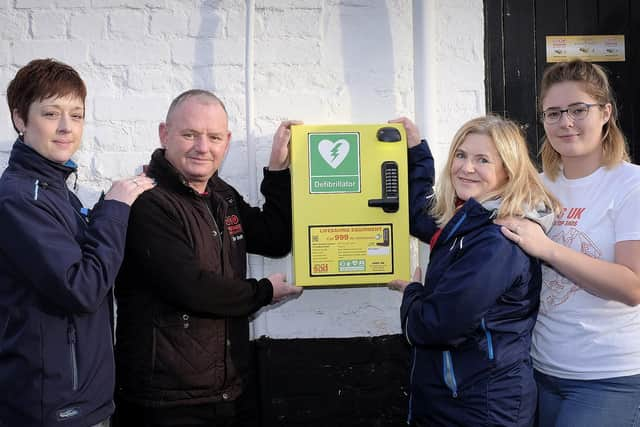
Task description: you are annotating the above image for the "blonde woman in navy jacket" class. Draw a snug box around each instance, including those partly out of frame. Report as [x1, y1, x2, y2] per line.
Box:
[389, 115, 559, 426]
[0, 59, 154, 427]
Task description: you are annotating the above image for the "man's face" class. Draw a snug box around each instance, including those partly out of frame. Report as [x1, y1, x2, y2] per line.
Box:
[160, 97, 231, 193]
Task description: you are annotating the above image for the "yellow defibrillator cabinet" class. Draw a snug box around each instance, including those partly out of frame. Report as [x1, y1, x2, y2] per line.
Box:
[290, 124, 410, 287]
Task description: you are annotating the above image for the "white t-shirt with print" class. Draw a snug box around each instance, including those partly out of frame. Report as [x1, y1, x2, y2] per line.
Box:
[532, 162, 640, 380]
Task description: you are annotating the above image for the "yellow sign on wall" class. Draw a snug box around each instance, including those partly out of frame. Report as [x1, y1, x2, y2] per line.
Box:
[290, 124, 410, 287]
[546, 35, 625, 62]
[309, 224, 393, 276]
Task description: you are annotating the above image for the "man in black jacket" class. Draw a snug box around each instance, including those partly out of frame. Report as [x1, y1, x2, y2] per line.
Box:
[113, 90, 302, 426]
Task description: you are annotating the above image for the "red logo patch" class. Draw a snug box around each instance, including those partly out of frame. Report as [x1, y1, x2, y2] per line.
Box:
[225, 215, 243, 236]
[225, 215, 239, 226]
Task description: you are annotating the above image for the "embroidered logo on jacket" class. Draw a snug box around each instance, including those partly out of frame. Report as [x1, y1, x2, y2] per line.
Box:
[225, 214, 244, 241]
[57, 407, 80, 420]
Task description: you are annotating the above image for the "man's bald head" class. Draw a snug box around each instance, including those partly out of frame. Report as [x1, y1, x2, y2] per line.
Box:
[165, 89, 227, 125]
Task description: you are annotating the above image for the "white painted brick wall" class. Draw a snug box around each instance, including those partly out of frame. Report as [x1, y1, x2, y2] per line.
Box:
[91, 0, 165, 8]
[0, 0, 485, 338]
[170, 38, 244, 66]
[31, 10, 67, 39]
[256, 8, 321, 38]
[53, 0, 87, 8]
[186, 9, 226, 38]
[108, 10, 147, 40]
[0, 41, 9, 66]
[91, 40, 170, 65]
[431, 0, 486, 174]
[69, 12, 107, 40]
[256, 0, 323, 7]
[93, 95, 168, 121]
[150, 10, 189, 36]
[12, 40, 89, 65]
[0, 10, 29, 39]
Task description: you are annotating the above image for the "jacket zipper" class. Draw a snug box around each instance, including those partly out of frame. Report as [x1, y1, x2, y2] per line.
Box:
[222, 319, 230, 390]
[67, 321, 78, 391]
[404, 316, 412, 345]
[481, 317, 495, 360]
[442, 351, 458, 398]
[443, 212, 467, 242]
[202, 200, 222, 243]
[407, 347, 417, 424]
[201, 199, 228, 390]
[73, 208, 89, 227]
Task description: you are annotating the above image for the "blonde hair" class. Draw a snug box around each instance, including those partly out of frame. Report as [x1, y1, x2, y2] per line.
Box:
[539, 60, 629, 180]
[431, 115, 561, 226]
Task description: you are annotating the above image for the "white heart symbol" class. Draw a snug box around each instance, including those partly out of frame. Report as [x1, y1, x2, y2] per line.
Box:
[318, 139, 350, 169]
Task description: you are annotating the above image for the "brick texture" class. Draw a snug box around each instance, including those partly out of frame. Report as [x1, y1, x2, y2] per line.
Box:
[0, 0, 485, 341]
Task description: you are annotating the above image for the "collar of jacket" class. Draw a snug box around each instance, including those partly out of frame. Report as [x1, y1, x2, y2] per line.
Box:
[439, 198, 496, 245]
[147, 148, 223, 199]
[481, 197, 555, 233]
[7, 138, 77, 189]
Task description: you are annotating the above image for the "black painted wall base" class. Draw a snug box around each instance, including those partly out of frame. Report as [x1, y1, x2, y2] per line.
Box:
[246, 334, 410, 427]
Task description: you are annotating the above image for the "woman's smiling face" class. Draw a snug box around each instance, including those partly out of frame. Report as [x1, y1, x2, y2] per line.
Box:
[450, 133, 507, 201]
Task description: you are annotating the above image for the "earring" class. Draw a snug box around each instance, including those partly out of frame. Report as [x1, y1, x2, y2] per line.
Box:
[18, 131, 24, 137]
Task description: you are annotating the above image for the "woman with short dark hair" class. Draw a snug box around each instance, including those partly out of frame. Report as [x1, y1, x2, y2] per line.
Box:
[0, 58, 154, 427]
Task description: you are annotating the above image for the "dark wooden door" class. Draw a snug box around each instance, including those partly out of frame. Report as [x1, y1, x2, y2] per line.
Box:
[485, 0, 640, 163]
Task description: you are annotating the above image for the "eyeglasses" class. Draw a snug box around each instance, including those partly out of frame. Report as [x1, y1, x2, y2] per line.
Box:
[541, 103, 605, 124]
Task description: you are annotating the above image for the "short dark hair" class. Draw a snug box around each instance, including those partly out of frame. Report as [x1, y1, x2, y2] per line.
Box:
[6, 58, 87, 133]
[165, 89, 227, 124]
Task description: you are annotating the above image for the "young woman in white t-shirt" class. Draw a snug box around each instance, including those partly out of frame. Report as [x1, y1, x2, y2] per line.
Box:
[497, 60, 640, 426]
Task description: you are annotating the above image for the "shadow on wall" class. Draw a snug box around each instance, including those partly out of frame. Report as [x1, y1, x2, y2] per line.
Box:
[186, 3, 409, 426]
[193, 3, 220, 90]
[191, 3, 244, 183]
[339, 0, 395, 121]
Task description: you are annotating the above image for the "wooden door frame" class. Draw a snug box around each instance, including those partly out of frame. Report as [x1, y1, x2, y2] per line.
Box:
[484, 0, 640, 163]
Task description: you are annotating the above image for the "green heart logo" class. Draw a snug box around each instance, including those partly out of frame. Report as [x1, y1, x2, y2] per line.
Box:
[318, 139, 350, 168]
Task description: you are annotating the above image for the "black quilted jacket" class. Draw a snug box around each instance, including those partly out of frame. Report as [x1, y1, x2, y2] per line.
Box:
[114, 148, 291, 407]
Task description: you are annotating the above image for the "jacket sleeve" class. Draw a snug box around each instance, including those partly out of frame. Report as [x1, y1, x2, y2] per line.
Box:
[0, 193, 130, 313]
[408, 141, 438, 242]
[400, 230, 530, 347]
[123, 194, 273, 317]
[236, 168, 292, 257]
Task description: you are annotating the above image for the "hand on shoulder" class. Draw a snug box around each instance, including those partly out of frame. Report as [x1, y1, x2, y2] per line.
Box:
[104, 174, 156, 206]
[495, 216, 553, 260]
